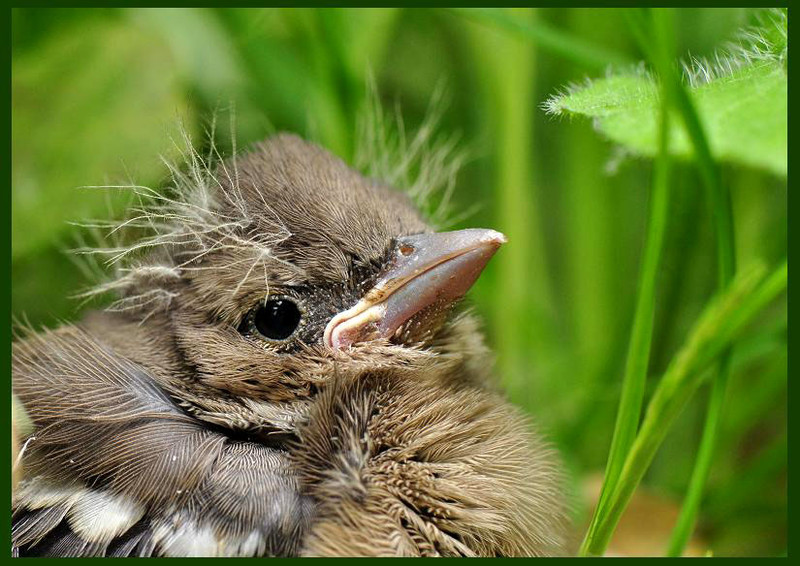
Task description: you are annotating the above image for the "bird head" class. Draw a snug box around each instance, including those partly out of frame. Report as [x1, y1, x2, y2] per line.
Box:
[93, 134, 505, 437]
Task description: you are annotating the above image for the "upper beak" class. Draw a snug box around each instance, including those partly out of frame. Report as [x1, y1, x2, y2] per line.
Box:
[324, 228, 507, 350]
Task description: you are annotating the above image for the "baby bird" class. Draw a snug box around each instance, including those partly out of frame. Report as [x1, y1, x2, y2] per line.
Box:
[12, 134, 568, 556]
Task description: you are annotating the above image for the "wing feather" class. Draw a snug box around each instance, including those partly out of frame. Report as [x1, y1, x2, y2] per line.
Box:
[13, 325, 311, 556]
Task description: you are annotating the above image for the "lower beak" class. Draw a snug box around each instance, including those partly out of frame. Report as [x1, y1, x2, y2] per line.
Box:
[324, 228, 507, 350]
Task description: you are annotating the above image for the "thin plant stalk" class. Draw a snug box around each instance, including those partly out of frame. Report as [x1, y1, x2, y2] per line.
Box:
[582, 8, 743, 554]
[578, 10, 674, 557]
[584, 260, 787, 555]
[645, 7, 737, 556]
[619, 8, 738, 555]
[666, 360, 729, 555]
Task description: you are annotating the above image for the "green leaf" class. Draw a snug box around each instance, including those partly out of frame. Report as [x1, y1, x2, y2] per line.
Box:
[545, 11, 787, 177]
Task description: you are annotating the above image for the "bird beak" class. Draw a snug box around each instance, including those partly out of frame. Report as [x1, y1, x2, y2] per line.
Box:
[324, 228, 507, 350]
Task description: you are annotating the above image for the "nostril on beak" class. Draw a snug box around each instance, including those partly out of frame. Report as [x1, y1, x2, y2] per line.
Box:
[324, 228, 507, 350]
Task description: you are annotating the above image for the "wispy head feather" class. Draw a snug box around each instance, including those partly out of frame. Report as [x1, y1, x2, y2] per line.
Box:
[73, 120, 291, 321]
[354, 77, 472, 229]
[73, 90, 469, 321]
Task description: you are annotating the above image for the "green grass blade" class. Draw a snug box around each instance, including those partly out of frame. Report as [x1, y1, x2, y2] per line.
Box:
[583, 8, 745, 554]
[637, 8, 738, 556]
[584, 260, 787, 555]
[578, 10, 674, 556]
[666, 356, 730, 555]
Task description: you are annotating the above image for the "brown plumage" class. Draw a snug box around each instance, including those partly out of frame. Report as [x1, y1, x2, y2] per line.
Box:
[12, 134, 569, 556]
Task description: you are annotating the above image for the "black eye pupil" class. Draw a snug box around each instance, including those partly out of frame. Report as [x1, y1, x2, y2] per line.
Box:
[254, 299, 301, 341]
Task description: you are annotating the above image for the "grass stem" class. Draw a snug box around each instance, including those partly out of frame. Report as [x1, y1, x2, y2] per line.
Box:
[582, 8, 743, 554]
[578, 9, 674, 556]
[645, 6, 738, 555]
[584, 260, 786, 555]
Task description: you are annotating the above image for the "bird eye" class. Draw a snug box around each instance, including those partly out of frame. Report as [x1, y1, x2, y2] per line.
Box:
[249, 298, 302, 342]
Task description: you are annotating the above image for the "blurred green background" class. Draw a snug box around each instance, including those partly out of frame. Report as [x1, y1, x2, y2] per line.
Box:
[11, 8, 786, 556]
